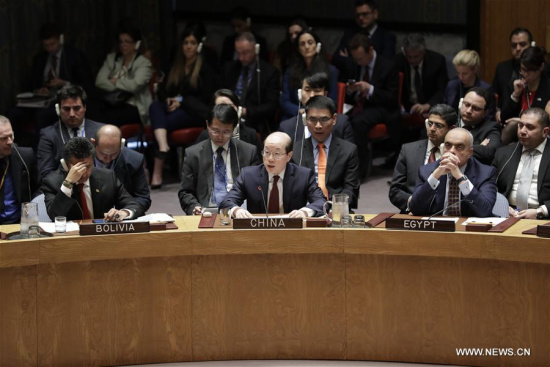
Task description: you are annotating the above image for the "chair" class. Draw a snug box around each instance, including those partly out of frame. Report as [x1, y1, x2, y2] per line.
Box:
[492, 192, 510, 218]
[31, 193, 52, 222]
[169, 127, 205, 171]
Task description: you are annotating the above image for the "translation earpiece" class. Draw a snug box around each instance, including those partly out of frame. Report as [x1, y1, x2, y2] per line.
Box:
[237, 106, 242, 120]
[121, 138, 126, 147]
[302, 112, 307, 126]
[55, 103, 60, 117]
[135, 40, 141, 51]
[316, 42, 322, 54]
[531, 41, 536, 47]
[297, 89, 302, 101]
[197, 42, 203, 53]
[255, 43, 260, 56]
[59, 34, 65, 45]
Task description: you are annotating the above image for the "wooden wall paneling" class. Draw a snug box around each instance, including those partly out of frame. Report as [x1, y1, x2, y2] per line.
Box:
[0, 265, 37, 367]
[346, 254, 502, 366]
[191, 253, 346, 361]
[37, 257, 193, 366]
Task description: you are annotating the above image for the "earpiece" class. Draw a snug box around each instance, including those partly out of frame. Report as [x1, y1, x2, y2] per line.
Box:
[60, 158, 69, 172]
[237, 106, 242, 120]
[316, 42, 322, 54]
[246, 17, 251, 28]
[531, 41, 536, 47]
[135, 40, 141, 51]
[59, 34, 65, 45]
[425, 118, 429, 129]
[458, 98, 464, 109]
[55, 103, 60, 117]
[302, 112, 307, 126]
[255, 43, 260, 56]
[197, 42, 203, 53]
[297, 89, 302, 101]
[401, 46, 405, 55]
[121, 138, 126, 147]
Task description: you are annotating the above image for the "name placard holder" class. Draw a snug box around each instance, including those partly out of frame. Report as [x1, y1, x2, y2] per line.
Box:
[233, 217, 303, 229]
[80, 222, 150, 236]
[385, 218, 455, 232]
[536, 225, 550, 238]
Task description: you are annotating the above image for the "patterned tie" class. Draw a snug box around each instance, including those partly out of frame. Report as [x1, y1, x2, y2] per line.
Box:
[78, 183, 92, 219]
[317, 143, 328, 198]
[48, 55, 57, 81]
[414, 65, 424, 102]
[351, 66, 369, 118]
[428, 147, 438, 163]
[212, 147, 227, 205]
[268, 175, 280, 213]
[446, 176, 461, 216]
[72, 127, 79, 138]
[516, 150, 536, 210]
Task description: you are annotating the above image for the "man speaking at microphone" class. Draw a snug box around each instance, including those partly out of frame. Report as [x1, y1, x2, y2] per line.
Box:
[219, 132, 326, 218]
[409, 127, 497, 217]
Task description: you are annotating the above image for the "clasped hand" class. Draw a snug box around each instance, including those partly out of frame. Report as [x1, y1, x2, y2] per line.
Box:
[433, 152, 462, 180]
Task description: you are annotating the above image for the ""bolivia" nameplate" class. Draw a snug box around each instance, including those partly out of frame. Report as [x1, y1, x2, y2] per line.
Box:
[233, 217, 303, 229]
[79, 221, 150, 236]
[385, 217, 455, 232]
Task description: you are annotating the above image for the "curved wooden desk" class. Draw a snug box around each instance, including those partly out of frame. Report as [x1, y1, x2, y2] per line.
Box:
[1, 217, 548, 367]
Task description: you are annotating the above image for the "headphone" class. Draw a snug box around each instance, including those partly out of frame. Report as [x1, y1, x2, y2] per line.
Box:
[457, 98, 464, 127]
[255, 43, 260, 56]
[59, 34, 65, 45]
[246, 17, 251, 28]
[55, 103, 60, 117]
[316, 42, 322, 54]
[532, 41, 536, 47]
[135, 40, 141, 51]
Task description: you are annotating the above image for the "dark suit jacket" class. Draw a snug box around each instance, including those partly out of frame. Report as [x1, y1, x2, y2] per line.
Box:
[409, 157, 497, 217]
[37, 119, 104, 179]
[501, 75, 550, 121]
[492, 141, 550, 209]
[196, 124, 263, 160]
[291, 136, 360, 208]
[31, 45, 94, 92]
[178, 138, 259, 215]
[110, 147, 151, 213]
[395, 50, 448, 111]
[467, 120, 502, 165]
[221, 60, 280, 131]
[279, 113, 356, 145]
[332, 26, 396, 74]
[42, 167, 142, 220]
[219, 163, 326, 216]
[389, 139, 428, 212]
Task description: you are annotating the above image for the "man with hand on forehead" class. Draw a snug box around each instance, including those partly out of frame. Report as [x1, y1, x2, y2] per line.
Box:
[219, 132, 326, 218]
[42, 137, 142, 221]
[409, 128, 497, 217]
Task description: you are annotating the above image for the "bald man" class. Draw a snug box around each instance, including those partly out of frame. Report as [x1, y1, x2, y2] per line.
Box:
[219, 132, 326, 218]
[92, 125, 151, 213]
[409, 128, 497, 217]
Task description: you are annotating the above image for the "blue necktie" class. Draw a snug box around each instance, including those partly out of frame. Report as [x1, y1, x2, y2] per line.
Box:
[213, 147, 227, 205]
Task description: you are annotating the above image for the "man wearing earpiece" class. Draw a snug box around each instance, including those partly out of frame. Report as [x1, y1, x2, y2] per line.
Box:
[92, 125, 151, 214]
[221, 32, 280, 137]
[0, 116, 41, 224]
[42, 137, 142, 221]
[37, 84, 104, 179]
[291, 96, 360, 209]
[178, 104, 259, 215]
[279, 71, 356, 145]
[492, 107, 550, 219]
[389, 104, 456, 213]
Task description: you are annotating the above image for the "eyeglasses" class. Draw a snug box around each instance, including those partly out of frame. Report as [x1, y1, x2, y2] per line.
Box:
[462, 101, 485, 113]
[61, 106, 83, 113]
[426, 120, 447, 130]
[0, 134, 14, 143]
[307, 116, 333, 125]
[262, 150, 287, 160]
[208, 127, 232, 137]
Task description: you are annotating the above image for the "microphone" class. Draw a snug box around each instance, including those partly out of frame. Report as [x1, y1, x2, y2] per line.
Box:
[428, 198, 474, 219]
[257, 186, 269, 218]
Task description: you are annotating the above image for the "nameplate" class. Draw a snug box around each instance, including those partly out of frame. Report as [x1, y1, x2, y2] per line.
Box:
[233, 217, 303, 229]
[465, 223, 492, 232]
[536, 225, 550, 238]
[385, 218, 455, 232]
[79, 221, 150, 236]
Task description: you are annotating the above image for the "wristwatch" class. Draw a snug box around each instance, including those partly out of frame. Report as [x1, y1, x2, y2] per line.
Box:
[62, 180, 74, 189]
[536, 207, 545, 219]
[457, 175, 468, 184]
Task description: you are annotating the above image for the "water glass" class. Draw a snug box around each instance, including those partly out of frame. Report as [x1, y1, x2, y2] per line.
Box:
[21, 202, 39, 239]
[219, 208, 231, 225]
[55, 216, 67, 233]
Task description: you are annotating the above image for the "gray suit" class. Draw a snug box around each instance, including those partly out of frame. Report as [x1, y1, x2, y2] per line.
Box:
[389, 139, 429, 212]
[178, 138, 259, 215]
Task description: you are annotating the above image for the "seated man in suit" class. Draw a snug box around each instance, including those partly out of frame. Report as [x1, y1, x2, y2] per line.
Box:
[459, 87, 502, 164]
[220, 132, 326, 218]
[492, 107, 550, 219]
[345, 33, 400, 176]
[291, 96, 360, 208]
[389, 104, 457, 213]
[395, 33, 448, 117]
[409, 128, 497, 217]
[0, 116, 41, 224]
[37, 84, 104, 179]
[279, 71, 356, 145]
[42, 137, 142, 221]
[221, 32, 280, 137]
[92, 125, 151, 214]
[178, 104, 259, 215]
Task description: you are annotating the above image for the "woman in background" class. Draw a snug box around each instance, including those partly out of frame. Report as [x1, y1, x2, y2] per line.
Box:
[274, 16, 309, 73]
[148, 24, 219, 189]
[280, 29, 338, 121]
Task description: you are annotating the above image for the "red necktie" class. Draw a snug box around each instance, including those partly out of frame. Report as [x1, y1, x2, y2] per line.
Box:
[268, 175, 280, 213]
[317, 143, 328, 198]
[78, 183, 92, 219]
[351, 66, 370, 118]
[428, 147, 438, 163]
